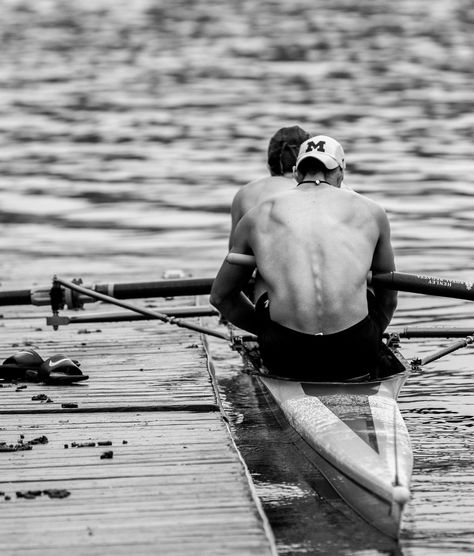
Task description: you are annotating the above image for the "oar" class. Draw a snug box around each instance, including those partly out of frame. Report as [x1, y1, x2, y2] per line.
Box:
[49, 277, 230, 341]
[0, 267, 473, 307]
[0, 277, 214, 308]
[387, 327, 474, 339]
[411, 334, 474, 367]
[48, 306, 219, 325]
[369, 272, 474, 301]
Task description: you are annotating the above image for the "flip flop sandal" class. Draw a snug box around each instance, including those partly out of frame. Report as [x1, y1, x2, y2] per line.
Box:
[0, 349, 88, 385]
[39, 354, 89, 385]
[0, 349, 44, 381]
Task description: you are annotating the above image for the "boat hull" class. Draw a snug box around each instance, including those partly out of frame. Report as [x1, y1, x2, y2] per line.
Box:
[254, 347, 412, 539]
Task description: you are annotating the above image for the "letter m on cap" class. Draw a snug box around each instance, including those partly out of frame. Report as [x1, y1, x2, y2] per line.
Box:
[305, 140, 326, 153]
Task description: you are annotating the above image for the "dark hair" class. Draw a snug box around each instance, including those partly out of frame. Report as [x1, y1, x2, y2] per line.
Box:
[267, 126, 311, 175]
[296, 157, 328, 176]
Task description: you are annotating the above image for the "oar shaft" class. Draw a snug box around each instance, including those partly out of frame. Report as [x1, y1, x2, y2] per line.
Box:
[418, 335, 473, 366]
[0, 289, 31, 306]
[372, 272, 474, 301]
[390, 327, 474, 338]
[68, 306, 218, 324]
[95, 277, 214, 299]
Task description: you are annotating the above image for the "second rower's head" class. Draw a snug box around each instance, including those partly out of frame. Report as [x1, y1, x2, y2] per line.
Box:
[267, 126, 311, 177]
[294, 135, 345, 187]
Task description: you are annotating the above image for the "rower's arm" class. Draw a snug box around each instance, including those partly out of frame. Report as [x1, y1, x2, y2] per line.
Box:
[211, 217, 259, 334]
[210, 257, 258, 334]
[371, 208, 398, 331]
[228, 190, 245, 249]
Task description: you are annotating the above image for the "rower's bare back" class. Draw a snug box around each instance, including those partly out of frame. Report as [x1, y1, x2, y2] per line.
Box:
[246, 186, 382, 334]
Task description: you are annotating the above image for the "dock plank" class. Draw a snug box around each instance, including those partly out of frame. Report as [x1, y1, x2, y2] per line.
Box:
[0, 301, 276, 555]
[0, 311, 217, 411]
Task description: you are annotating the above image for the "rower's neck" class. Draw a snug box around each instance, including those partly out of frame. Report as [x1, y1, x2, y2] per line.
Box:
[297, 172, 340, 188]
[297, 179, 330, 187]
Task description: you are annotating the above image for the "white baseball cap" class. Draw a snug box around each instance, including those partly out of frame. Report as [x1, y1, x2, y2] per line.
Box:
[295, 135, 345, 170]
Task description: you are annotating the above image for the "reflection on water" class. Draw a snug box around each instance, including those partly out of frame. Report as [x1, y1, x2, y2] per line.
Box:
[1, 0, 473, 553]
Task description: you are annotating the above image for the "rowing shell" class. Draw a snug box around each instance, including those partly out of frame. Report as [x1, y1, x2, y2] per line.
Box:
[241, 341, 413, 539]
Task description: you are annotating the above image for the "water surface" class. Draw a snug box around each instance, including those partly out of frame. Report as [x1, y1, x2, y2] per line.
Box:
[0, 1, 473, 554]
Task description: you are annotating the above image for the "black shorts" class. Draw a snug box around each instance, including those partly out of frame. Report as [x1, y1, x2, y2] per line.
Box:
[255, 292, 384, 381]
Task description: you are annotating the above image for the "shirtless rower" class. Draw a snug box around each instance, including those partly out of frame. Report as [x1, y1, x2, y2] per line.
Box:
[229, 125, 310, 300]
[211, 135, 397, 380]
[229, 125, 311, 248]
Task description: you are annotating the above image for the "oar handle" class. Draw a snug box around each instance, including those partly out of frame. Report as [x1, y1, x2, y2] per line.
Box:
[226, 253, 256, 266]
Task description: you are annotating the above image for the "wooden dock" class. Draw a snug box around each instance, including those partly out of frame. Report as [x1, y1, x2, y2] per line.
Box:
[0, 299, 277, 555]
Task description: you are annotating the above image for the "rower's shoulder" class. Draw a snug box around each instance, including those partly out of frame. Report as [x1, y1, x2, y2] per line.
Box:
[231, 178, 266, 220]
[345, 189, 386, 211]
[237, 191, 283, 227]
[241, 175, 293, 197]
[234, 176, 294, 213]
[341, 189, 388, 224]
